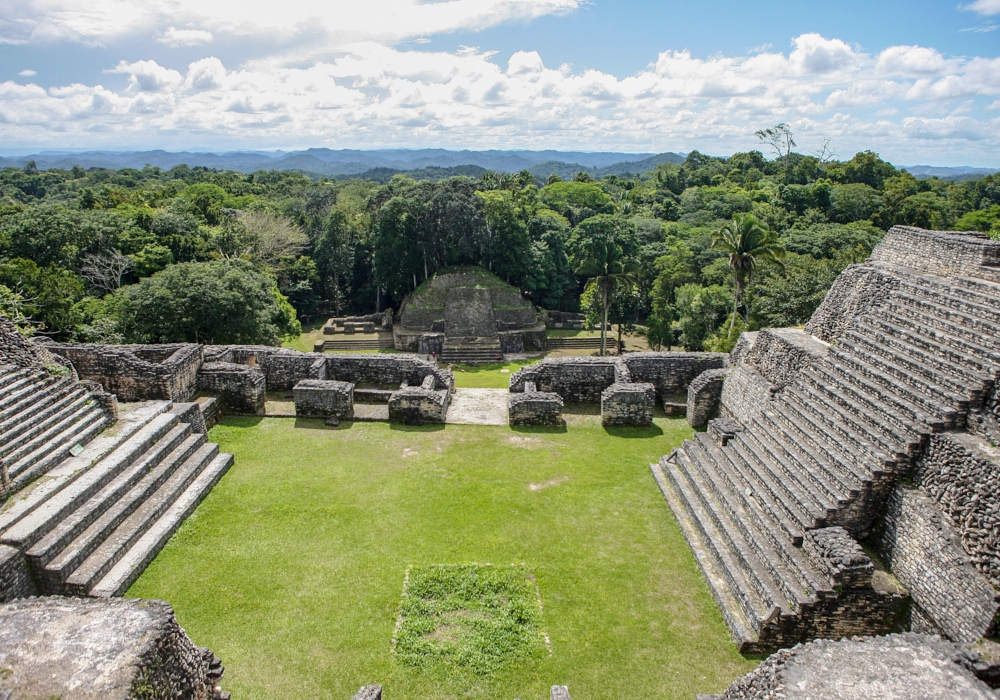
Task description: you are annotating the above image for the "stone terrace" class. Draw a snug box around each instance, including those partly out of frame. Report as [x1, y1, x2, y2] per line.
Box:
[656, 226, 1000, 654]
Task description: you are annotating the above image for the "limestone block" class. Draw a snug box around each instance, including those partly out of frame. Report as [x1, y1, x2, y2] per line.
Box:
[509, 391, 563, 426]
[293, 379, 355, 420]
[601, 382, 655, 427]
[198, 361, 265, 415]
[802, 527, 874, 588]
[687, 368, 728, 428]
[388, 387, 449, 424]
[707, 417, 743, 447]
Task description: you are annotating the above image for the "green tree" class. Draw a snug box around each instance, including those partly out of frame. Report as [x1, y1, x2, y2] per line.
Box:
[118, 260, 300, 344]
[570, 215, 640, 355]
[710, 213, 785, 329]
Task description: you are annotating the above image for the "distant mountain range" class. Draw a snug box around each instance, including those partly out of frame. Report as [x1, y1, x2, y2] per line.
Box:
[0, 148, 993, 182]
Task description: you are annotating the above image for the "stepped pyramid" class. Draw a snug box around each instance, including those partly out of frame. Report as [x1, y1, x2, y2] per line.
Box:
[0, 319, 232, 601]
[655, 226, 1000, 654]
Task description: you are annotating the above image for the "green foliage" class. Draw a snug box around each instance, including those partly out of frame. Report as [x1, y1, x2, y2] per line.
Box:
[117, 260, 300, 344]
[0, 258, 85, 338]
[539, 181, 613, 223]
[954, 205, 1000, 238]
[394, 564, 545, 674]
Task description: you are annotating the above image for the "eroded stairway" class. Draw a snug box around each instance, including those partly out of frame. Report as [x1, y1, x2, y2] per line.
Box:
[656, 255, 1000, 654]
[1, 365, 232, 599]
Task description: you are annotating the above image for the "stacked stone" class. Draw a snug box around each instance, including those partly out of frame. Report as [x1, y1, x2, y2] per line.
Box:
[801, 526, 874, 588]
[687, 369, 727, 428]
[601, 382, 656, 427]
[293, 380, 355, 420]
[0, 315, 41, 368]
[198, 362, 266, 415]
[706, 417, 742, 446]
[388, 375, 449, 425]
[509, 382, 563, 426]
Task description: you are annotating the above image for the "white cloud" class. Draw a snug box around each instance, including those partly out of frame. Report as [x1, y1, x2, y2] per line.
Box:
[157, 26, 213, 47]
[962, 0, 1000, 15]
[1, 33, 999, 164]
[0, 0, 582, 48]
[18, 69, 36, 76]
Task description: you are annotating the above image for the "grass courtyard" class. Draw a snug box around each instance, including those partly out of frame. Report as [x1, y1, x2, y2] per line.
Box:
[128, 414, 755, 699]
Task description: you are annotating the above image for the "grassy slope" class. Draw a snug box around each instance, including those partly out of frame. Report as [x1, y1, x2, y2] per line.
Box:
[129, 416, 755, 699]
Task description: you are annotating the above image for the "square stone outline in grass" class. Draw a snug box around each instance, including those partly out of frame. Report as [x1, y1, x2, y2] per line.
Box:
[392, 564, 549, 674]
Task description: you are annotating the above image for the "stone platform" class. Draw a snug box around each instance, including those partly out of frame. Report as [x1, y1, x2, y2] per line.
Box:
[445, 389, 509, 425]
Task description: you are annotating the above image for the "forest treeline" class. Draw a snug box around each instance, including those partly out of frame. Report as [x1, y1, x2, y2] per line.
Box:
[1, 146, 998, 349]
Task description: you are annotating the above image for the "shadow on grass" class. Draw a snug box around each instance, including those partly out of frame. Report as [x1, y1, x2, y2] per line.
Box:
[389, 422, 446, 433]
[291, 417, 359, 431]
[217, 416, 265, 428]
[603, 424, 665, 438]
[510, 422, 568, 434]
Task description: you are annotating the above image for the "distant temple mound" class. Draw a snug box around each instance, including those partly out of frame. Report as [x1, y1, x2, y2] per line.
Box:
[393, 267, 546, 364]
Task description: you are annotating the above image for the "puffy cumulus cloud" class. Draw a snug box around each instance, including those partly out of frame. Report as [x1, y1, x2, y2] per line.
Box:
[962, 0, 1000, 15]
[0, 0, 581, 48]
[2, 33, 999, 163]
[157, 26, 213, 47]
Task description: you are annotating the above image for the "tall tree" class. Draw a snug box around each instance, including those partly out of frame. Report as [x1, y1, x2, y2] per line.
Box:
[710, 213, 785, 328]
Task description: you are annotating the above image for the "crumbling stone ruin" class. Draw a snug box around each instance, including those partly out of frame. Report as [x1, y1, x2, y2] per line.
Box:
[657, 225, 1000, 658]
[393, 266, 547, 363]
[509, 353, 726, 427]
[0, 596, 227, 699]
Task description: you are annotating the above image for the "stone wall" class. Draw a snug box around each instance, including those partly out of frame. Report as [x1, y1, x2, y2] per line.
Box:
[623, 352, 727, 400]
[914, 433, 1000, 589]
[388, 386, 449, 424]
[198, 362, 266, 415]
[687, 369, 728, 428]
[874, 484, 998, 643]
[720, 365, 777, 425]
[869, 225, 1000, 282]
[969, 381, 1000, 444]
[0, 544, 36, 603]
[0, 596, 226, 700]
[743, 328, 828, 389]
[508, 390, 563, 426]
[601, 382, 656, 427]
[293, 380, 355, 419]
[805, 264, 899, 343]
[0, 316, 41, 368]
[43, 343, 202, 402]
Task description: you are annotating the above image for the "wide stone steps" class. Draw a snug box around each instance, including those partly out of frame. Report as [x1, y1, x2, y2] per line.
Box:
[545, 337, 612, 349]
[862, 312, 1000, 378]
[784, 389, 894, 471]
[0, 373, 66, 419]
[0, 376, 75, 427]
[890, 275, 1000, 326]
[0, 397, 232, 599]
[882, 301, 1000, 366]
[741, 426, 841, 518]
[5, 408, 110, 492]
[892, 290, 1000, 339]
[441, 345, 503, 364]
[0, 390, 95, 461]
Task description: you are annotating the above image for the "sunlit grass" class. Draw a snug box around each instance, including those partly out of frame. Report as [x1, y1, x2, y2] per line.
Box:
[129, 415, 755, 700]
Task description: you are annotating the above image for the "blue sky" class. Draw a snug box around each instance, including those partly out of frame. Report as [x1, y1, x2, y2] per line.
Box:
[1, 0, 998, 164]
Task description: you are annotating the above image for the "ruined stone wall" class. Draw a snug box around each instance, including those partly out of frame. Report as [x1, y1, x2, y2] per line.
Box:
[43, 343, 202, 401]
[388, 387, 449, 424]
[687, 369, 727, 428]
[0, 545, 36, 603]
[874, 484, 998, 643]
[720, 365, 777, 425]
[293, 380, 354, 419]
[0, 316, 41, 368]
[914, 433, 1000, 589]
[601, 383, 656, 427]
[198, 362, 266, 415]
[508, 391, 563, 426]
[743, 328, 828, 389]
[805, 264, 900, 343]
[622, 352, 727, 400]
[869, 225, 1000, 281]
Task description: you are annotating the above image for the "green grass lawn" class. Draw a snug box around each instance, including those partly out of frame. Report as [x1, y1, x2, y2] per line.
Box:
[451, 359, 539, 388]
[129, 416, 755, 699]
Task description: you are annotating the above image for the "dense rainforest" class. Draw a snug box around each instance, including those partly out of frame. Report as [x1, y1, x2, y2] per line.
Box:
[1, 146, 998, 350]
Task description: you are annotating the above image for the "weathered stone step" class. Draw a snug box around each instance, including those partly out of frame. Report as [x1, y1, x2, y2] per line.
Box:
[892, 291, 1000, 339]
[825, 350, 958, 428]
[741, 425, 842, 516]
[863, 312, 1000, 376]
[5, 409, 111, 489]
[0, 374, 64, 418]
[842, 327, 986, 401]
[784, 389, 895, 471]
[0, 390, 93, 460]
[796, 376, 916, 461]
[64, 442, 221, 596]
[883, 299, 1000, 357]
[89, 451, 233, 598]
[27, 425, 196, 574]
[0, 413, 179, 550]
[767, 397, 872, 490]
[0, 381, 82, 443]
[660, 448, 777, 632]
[1, 401, 100, 467]
[0, 367, 36, 393]
[0, 402, 172, 533]
[688, 437, 825, 605]
[830, 344, 966, 418]
[650, 459, 758, 651]
[891, 275, 1000, 326]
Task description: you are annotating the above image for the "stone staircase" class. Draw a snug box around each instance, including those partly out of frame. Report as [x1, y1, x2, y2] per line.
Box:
[442, 341, 503, 365]
[545, 336, 614, 351]
[0, 398, 232, 599]
[1, 365, 113, 497]
[317, 338, 395, 352]
[656, 262, 1000, 654]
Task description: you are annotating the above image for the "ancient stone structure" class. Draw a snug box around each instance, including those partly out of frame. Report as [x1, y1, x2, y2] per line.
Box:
[707, 634, 998, 699]
[687, 368, 728, 428]
[393, 266, 547, 363]
[509, 353, 725, 426]
[198, 361, 266, 415]
[656, 225, 1000, 655]
[293, 379, 355, 420]
[388, 375, 450, 425]
[0, 596, 227, 699]
[509, 386, 564, 426]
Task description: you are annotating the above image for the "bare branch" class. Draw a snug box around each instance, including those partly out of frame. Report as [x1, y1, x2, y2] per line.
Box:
[811, 137, 839, 165]
[755, 123, 796, 159]
[80, 250, 133, 295]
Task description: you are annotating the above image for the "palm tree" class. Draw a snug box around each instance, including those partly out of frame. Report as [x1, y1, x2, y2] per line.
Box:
[710, 213, 785, 330]
[575, 236, 640, 356]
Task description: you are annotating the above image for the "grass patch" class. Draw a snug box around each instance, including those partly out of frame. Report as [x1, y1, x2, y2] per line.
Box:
[451, 359, 538, 388]
[128, 416, 755, 699]
[393, 564, 546, 674]
[282, 319, 326, 353]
